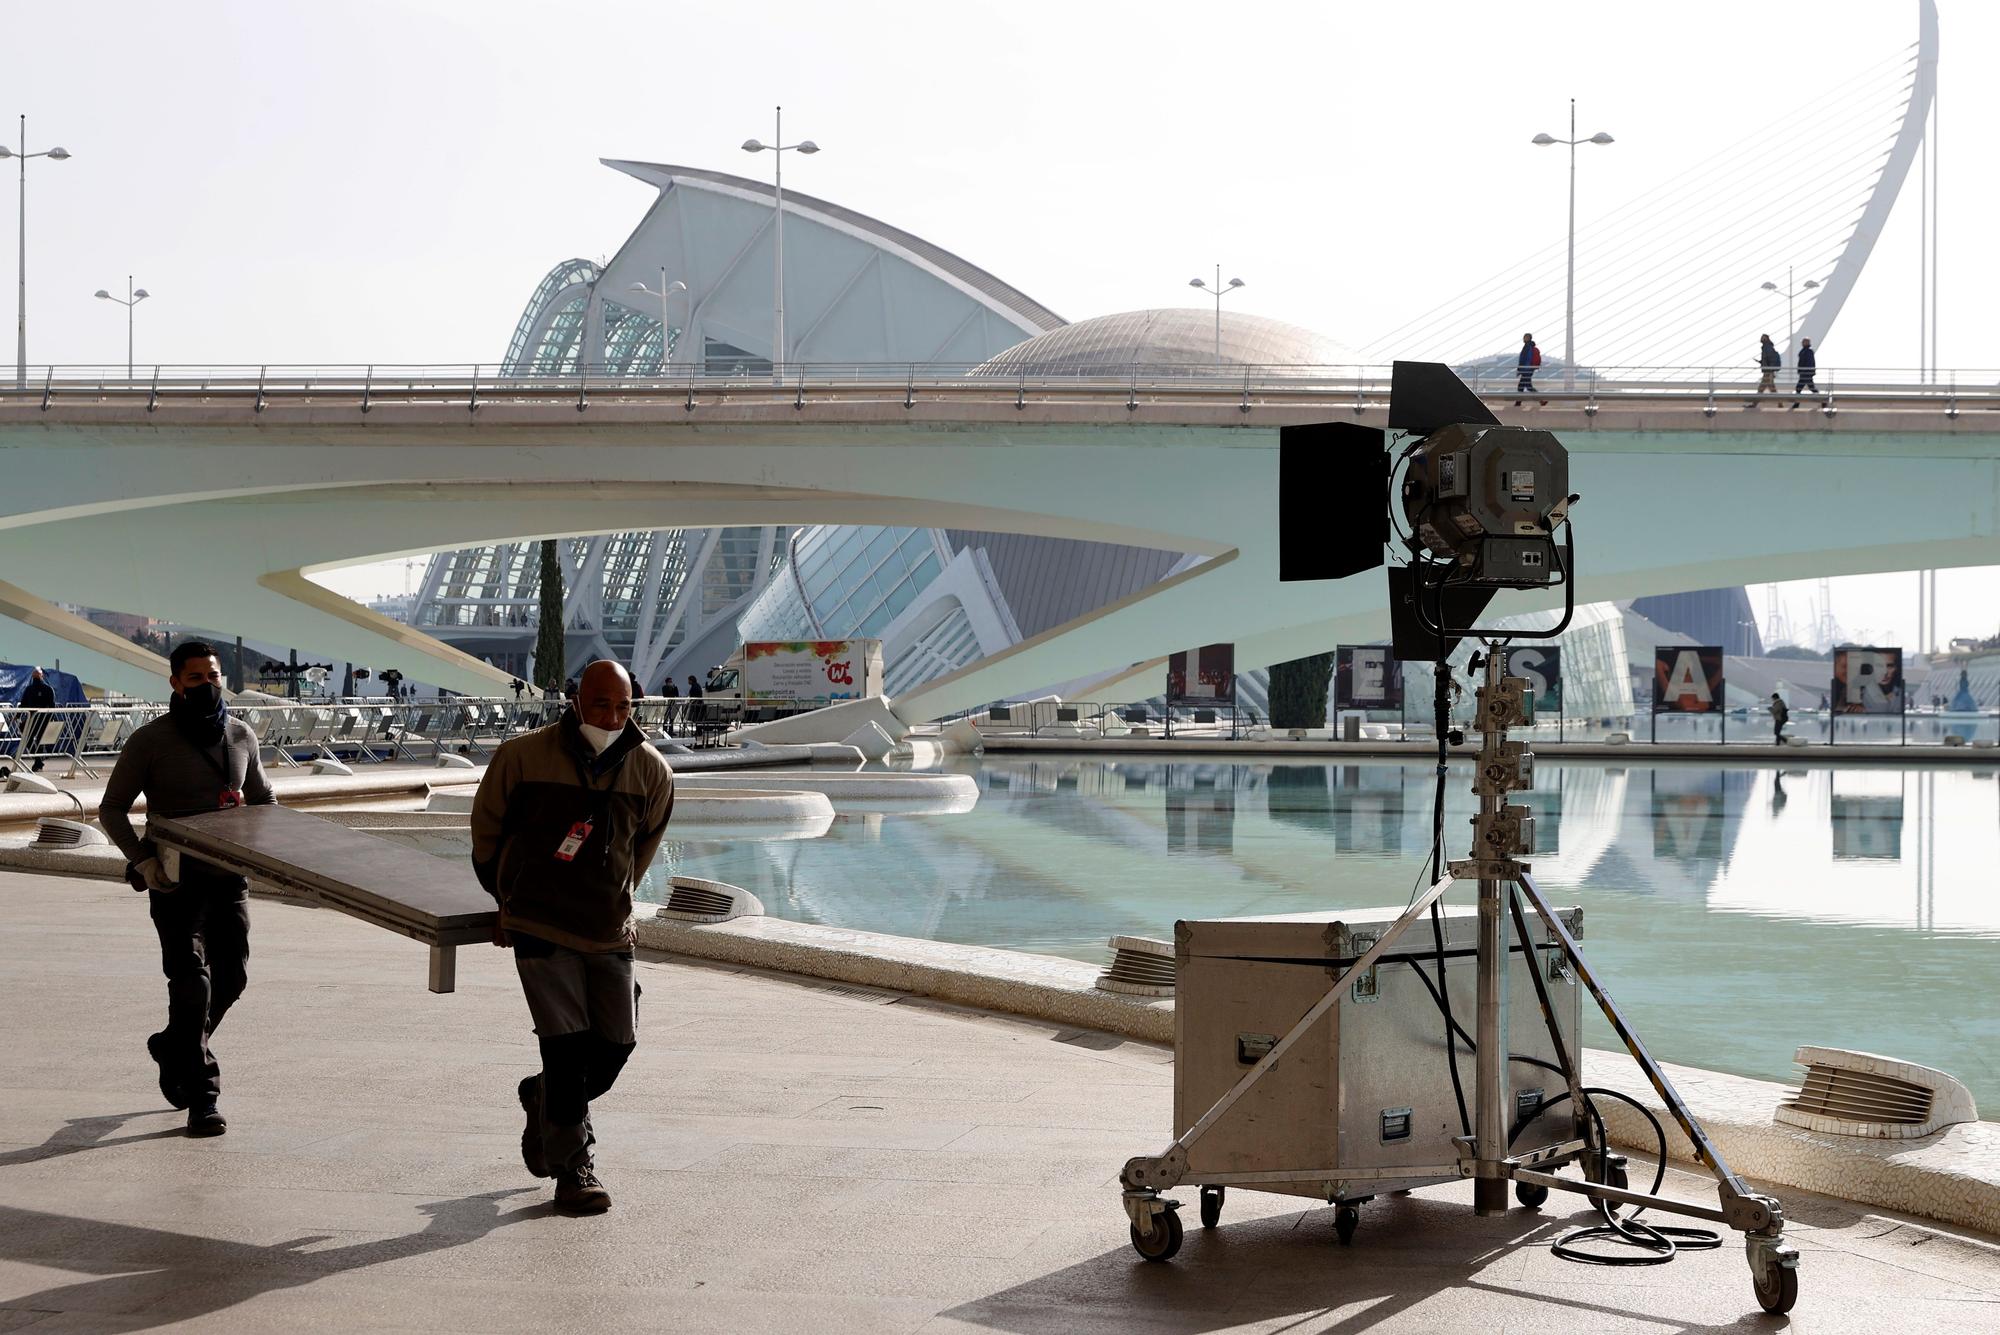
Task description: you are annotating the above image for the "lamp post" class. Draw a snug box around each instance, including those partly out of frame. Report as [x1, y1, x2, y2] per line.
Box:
[1531, 101, 1613, 387]
[1759, 267, 1820, 355]
[0, 117, 72, 387]
[93, 275, 150, 379]
[741, 107, 819, 386]
[1187, 265, 1245, 369]
[629, 269, 688, 370]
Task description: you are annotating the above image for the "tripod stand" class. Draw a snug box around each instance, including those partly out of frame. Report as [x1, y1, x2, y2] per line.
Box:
[1119, 647, 1801, 1316]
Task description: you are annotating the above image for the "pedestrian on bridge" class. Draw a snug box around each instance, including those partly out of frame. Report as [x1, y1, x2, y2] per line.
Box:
[1755, 334, 1780, 399]
[471, 659, 675, 1215]
[100, 640, 275, 1138]
[1514, 333, 1544, 405]
[1792, 338, 1817, 407]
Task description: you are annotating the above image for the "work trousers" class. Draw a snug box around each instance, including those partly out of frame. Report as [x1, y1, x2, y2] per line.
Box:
[148, 872, 251, 1105]
[515, 940, 639, 1175]
[1796, 372, 1816, 393]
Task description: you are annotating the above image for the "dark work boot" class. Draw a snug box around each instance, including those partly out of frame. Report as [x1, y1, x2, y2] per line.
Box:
[518, 1075, 549, 1178]
[186, 1103, 227, 1137]
[146, 1031, 188, 1111]
[555, 1163, 611, 1215]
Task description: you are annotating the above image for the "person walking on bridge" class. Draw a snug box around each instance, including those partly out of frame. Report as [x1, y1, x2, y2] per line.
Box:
[471, 659, 675, 1215]
[1791, 337, 1817, 408]
[1514, 333, 1544, 406]
[1755, 334, 1780, 399]
[100, 640, 275, 1137]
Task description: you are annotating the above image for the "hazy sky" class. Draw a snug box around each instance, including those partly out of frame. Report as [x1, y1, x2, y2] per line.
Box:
[12, 0, 1991, 645]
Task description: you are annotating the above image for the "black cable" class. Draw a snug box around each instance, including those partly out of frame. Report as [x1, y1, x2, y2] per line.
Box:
[1426, 631, 1469, 1139]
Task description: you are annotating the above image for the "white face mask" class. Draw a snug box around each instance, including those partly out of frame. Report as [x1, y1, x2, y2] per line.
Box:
[577, 721, 620, 753]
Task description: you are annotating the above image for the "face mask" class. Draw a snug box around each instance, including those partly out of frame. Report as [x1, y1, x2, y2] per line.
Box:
[577, 721, 620, 753]
[178, 682, 224, 715]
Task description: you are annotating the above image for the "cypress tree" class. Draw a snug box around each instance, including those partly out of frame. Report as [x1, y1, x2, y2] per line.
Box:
[1268, 651, 1335, 730]
[533, 538, 566, 692]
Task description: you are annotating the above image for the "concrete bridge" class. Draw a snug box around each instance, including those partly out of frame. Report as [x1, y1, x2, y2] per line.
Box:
[4, 369, 1998, 717]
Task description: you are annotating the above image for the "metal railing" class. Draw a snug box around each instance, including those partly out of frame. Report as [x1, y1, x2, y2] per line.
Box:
[0, 362, 1994, 418]
[0, 695, 839, 777]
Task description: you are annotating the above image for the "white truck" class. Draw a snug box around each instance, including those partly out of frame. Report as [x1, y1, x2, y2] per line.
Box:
[702, 639, 885, 710]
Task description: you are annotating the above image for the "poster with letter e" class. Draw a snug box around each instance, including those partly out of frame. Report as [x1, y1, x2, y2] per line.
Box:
[1831, 646, 1903, 714]
[1334, 646, 1404, 710]
[1167, 643, 1235, 707]
[1653, 646, 1724, 713]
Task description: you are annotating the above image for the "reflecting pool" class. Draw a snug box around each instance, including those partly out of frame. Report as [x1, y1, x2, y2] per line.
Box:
[653, 756, 2000, 1113]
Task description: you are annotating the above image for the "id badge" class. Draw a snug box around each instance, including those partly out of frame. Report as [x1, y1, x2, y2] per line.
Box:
[217, 788, 244, 809]
[554, 818, 593, 862]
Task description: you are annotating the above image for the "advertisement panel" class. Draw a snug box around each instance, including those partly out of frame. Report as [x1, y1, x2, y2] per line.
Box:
[1502, 645, 1562, 715]
[1334, 645, 1404, 710]
[1652, 646, 1725, 714]
[1831, 646, 1904, 714]
[741, 640, 873, 705]
[1167, 643, 1235, 706]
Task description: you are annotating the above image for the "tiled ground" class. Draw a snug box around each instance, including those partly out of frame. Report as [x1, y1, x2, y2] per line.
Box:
[2, 871, 1997, 1333]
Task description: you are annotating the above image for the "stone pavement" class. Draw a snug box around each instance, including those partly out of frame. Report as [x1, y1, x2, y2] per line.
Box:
[2, 870, 1997, 1333]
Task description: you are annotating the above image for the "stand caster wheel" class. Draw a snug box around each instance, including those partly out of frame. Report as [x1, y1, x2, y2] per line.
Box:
[1334, 1204, 1360, 1246]
[1199, 1186, 1224, 1229]
[1130, 1207, 1183, 1262]
[1514, 1181, 1550, 1209]
[1753, 1262, 1799, 1315]
[1588, 1153, 1628, 1193]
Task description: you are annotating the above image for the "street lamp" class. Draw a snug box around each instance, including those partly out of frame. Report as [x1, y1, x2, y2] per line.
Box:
[741, 106, 819, 386]
[0, 117, 72, 387]
[1187, 266, 1246, 369]
[1531, 100, 1613, 386]
[1759, 268, 1820, 355]
[93, 276, 150, 379]
[629, 270, 689, 371]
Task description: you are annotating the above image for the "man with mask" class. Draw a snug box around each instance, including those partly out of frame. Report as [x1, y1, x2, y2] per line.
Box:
[470, 659, 674, 1214]
[100, 640, 275, 1137]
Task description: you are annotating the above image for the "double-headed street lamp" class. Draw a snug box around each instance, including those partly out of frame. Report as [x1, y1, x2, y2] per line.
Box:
[0, 116, 72, 387]
[1188, 265, 1245, 368]
[1532, 100, 1613, 386]
[741, 106, 819, 386]
[1760, 267, 1820, 354]
[94, 275, 150, 379]
[630, 269, 688, 370]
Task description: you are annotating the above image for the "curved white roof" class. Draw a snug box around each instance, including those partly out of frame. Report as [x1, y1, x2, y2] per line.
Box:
[977, 308, 1352, 373]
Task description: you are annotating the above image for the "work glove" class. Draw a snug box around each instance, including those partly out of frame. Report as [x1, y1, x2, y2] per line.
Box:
[136, 857, 178, 893]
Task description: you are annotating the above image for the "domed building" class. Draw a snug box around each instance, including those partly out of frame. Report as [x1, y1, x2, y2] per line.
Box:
[976, 308, 1351, 375]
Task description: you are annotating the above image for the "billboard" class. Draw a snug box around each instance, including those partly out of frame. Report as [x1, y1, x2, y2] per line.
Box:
[1653, 645, 1724, 714]
[1167, 643, 1235, 707]
[1503, 645, 1562, 714]
[1334, 645, 1404, 709]
[740, 640, 879, 705]
[1831, 646, 1904, 714]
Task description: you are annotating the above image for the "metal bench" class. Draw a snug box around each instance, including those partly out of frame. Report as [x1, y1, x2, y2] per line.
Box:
[146, 804, 496, 993]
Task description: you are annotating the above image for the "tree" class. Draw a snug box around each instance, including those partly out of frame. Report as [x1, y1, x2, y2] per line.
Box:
[533, 538, 567, 692]
[1268, 651, 1335, 729]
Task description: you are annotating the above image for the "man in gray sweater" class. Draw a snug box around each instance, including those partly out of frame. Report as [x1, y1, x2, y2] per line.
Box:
[101, 641, 275, 1136]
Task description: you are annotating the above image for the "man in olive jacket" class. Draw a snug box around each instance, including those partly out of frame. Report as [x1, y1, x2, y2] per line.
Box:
[470, 659, 675, 1214]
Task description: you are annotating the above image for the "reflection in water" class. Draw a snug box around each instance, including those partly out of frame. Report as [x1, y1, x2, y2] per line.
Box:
[643, 755, 2000, 1115]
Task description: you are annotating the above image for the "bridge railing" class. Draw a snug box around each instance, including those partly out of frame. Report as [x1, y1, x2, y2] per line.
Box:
[1, 362, 1996, 415]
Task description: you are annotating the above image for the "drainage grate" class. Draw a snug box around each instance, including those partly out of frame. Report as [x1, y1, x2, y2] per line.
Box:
[666, 882, 736, 917]
[1786, 1064, 1933, 1125]
[33, 818, 105, 848]
[1095, 935, 1175, 996]
[817, 982, 901, 1004]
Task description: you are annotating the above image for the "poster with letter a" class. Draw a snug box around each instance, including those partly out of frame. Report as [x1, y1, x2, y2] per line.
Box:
[1167, 644, 1235, 707]
[1831, 646, 1903, 714]
[1653, 646, 1724, 713]
[1334, 646, 1404, 709]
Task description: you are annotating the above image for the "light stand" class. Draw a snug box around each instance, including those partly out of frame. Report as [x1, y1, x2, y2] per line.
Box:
[1118, 625, 1800, 1318]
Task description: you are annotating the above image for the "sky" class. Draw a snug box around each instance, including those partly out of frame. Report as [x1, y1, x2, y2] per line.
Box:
[10, 0, 1992, 647]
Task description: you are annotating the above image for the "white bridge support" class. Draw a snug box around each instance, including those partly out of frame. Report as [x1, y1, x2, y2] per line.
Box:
[5, 385, 2000, 713]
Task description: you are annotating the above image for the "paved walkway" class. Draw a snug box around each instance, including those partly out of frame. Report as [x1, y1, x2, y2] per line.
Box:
[2, 871, 1997, 1333]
